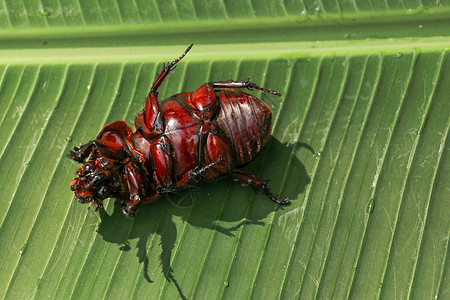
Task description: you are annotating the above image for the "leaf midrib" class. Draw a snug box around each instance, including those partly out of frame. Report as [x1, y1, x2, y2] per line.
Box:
[0, 39, 447, 66]
[0, 16, 448, 64]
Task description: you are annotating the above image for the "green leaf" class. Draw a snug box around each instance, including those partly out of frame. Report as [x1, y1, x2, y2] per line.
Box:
[0, 1, 449, 299]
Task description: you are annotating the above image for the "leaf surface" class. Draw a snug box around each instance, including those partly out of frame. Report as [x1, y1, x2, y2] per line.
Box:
[0, 1, 448, 299]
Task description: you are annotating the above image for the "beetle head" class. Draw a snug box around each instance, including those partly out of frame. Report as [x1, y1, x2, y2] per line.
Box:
[70, 156, 121, 211]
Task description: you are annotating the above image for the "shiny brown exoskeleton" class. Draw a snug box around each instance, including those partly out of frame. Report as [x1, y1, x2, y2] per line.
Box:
[69, 44, 289, 218]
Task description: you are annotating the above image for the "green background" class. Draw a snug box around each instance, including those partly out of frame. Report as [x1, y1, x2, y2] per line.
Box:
[0, 1, 449, 299]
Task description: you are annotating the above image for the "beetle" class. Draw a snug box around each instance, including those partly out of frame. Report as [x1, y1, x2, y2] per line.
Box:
[69, 44, 289, 218]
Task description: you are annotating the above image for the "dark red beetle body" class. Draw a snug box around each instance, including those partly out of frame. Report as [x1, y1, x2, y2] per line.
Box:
[69, 45, 288, 217]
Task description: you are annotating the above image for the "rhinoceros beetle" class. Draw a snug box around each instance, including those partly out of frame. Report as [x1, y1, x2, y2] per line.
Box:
[69, 44, 288, 218]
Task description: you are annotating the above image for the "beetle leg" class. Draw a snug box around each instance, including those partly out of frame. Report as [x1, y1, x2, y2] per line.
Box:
[188, 78, 279, 118]
[172, 158, 224, 190]
[68, 141, 96, 163]
[231, 170, 289, 204]
[121, 197, 138, 218]
[134, 92, 165, 139]
[189, 83, 218, 118]
[213, 78, 281, 96]
[151, 135, 173, 188]
[139, 44, 193, 139]
[189, 158, 223, 183]
[150, 44, 193, 94]
[174, 131, 234, 188]
[122, 162, 148, 218]
[141, 93, 165, 138]
[68, 140, 127, 163]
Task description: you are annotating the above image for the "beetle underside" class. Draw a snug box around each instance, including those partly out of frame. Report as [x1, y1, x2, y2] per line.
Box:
[68, 44, 289, 218]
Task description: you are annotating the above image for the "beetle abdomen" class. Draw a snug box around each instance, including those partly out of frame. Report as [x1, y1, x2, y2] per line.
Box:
[215, 89, 272, 166]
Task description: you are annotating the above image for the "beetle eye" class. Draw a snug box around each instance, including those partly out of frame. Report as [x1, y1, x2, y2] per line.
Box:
[84, 162, 95, 173]
[92, 173, 105, 184]
[97, 186, 109, 199]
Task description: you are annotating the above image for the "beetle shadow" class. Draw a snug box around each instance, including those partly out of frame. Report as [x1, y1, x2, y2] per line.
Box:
[96, 138, 312, 299]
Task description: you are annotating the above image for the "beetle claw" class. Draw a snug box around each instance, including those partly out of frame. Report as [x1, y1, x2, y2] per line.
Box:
[67, 149, 85, 163]
[273, 197, 290, 205]
[121, 204, 136, 219]
[168, 63, 177, 72]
